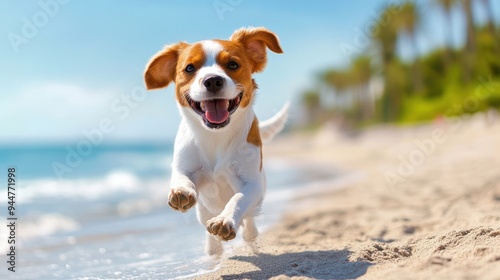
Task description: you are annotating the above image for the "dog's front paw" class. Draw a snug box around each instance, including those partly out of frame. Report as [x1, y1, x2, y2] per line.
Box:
[206, 217, 236, 241]
[168, 189, 196, 212]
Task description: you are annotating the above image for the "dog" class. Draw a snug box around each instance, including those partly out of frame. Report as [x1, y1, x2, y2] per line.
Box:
[144, 27, 288, 255]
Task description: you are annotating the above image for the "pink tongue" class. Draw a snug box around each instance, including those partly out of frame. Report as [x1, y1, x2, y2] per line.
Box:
[204, 100, 229, 124]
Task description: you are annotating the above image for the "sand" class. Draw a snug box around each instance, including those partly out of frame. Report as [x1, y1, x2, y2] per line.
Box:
[197, 113, 500, 280]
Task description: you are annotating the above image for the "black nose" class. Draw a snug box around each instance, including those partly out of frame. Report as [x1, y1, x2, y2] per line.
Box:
[203, 76, 224, 93]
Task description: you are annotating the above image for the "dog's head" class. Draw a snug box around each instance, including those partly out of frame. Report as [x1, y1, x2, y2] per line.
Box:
[144, 27, 283, 129]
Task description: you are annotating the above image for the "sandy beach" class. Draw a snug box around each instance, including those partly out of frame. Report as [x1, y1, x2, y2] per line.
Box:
[198, 113, 500, 280]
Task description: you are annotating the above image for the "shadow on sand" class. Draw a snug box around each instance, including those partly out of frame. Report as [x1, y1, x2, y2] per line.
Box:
[221, 249, 371, 279]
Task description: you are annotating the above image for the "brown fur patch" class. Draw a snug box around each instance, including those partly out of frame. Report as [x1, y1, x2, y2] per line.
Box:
[145, 28, 283, 110]
[247, 117, 262, 171]
[229, 27, 283, 73]
[175, 43, 206, 107]
[213, 39, 256, 108]
[144, 42, 188, 90]
[214, 27, 283, 108]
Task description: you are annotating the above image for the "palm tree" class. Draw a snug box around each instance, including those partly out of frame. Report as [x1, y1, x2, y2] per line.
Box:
[480, 0, 499, 53]
[461, 0, 476, 82]
[480, 0, 496, 34]
[373, 8, 398, 68]
[434, 0, 456, 46]
[302, 90, 321, 123]
[395, 1, 424, 92]
[434, 0, 456, 67]
[350, 55, 374, 120]
[462, 0, 476, 53]
[321, 69, 353, 114]
[373, 5, 400, 121]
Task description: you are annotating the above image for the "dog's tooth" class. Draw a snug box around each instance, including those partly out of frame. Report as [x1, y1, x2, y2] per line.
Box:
[201, 101, 206, 111]
[227, 100, 230, 109]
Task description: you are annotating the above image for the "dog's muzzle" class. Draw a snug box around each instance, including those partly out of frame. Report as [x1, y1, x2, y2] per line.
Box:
[187, 92, 243, 129]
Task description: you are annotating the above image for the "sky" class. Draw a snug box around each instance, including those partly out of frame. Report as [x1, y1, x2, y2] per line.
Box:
[1, 0, 499, 144]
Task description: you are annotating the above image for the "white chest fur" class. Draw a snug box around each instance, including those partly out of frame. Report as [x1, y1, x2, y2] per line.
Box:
[172, 108, 264, 215]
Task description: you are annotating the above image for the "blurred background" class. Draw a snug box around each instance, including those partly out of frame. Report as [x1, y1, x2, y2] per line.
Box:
[0, 0, 499, 279]
[1, 0, 499, 144]
[300, 0, 500, 129]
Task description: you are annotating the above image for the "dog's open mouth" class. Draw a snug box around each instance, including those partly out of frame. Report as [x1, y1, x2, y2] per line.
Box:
[187, 92, 243, 129]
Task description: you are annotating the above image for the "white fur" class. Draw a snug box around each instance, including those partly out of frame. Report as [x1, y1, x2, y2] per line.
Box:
[169, 40, 287, 256]
[188, 41, 239, 102]
[260, 102, 290, 143]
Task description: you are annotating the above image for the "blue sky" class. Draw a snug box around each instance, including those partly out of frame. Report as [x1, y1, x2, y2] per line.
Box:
[1, 0, 499, 144]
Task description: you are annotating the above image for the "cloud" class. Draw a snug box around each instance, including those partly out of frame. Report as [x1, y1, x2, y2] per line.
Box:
[1, 82, 122, 142]
[7, 81, 112, 110]
[0, 81, 180, 143]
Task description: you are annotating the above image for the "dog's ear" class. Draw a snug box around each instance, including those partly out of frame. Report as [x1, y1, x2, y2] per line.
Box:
[230, 27, 283, 73]
[144, 42, 187, 90]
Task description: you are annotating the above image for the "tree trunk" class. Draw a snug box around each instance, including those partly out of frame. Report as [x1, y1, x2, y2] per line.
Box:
[443, 13, 453, 69]
[481, 0, 499, 53]
[463, 0, 476, 53]
[462, 0, 476, 83]
[411, 34, 424, 92]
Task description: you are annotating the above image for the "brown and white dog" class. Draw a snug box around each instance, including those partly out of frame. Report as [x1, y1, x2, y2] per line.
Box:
[144, 27, 288, 255]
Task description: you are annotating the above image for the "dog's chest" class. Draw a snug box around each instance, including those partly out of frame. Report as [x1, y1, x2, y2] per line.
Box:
[193, 148, 241, 213]
[195, 166, 239, 214]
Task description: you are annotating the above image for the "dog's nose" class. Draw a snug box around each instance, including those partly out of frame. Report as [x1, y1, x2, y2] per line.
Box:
[203, 76, 224, 94]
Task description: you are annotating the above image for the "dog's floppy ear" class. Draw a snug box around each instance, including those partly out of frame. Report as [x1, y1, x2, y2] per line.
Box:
[230, 27, 283, 73]
[144, 42, 187, 90]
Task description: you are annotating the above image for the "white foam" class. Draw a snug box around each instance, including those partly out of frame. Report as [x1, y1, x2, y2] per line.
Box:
[126, 253, 174, 268]
[22, 213, 80, 238]
[0, 213, 79, 254]
[171, 255, 221, 280]
[116, 198, 155, 217]
[0, 170, 143, 203]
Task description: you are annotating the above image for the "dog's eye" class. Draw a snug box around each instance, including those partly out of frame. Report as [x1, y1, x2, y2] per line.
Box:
[228, 61, 239, 70]
[185, 64, 196, 73]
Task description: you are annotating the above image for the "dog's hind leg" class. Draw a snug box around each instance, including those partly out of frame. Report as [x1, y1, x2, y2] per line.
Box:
[242, 216, 259, 254]
[205, 232, 223, 256]
[242, 216, 258, 243]
[197, 203, 223, 256]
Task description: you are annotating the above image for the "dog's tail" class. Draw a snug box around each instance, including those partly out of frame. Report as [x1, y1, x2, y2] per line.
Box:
[259, 102, 290, 143]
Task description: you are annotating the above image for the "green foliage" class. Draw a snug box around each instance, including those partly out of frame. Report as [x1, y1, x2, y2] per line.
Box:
[400, 77, 500, 123]
[302, 90, 320, 108]
[300, 0, 500, 128]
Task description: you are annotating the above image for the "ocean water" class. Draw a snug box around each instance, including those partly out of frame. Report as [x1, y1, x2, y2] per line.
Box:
[0, 144, 335, 279]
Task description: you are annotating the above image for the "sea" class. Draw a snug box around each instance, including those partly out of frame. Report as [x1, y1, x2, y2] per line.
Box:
[0, 143, 336, 279]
